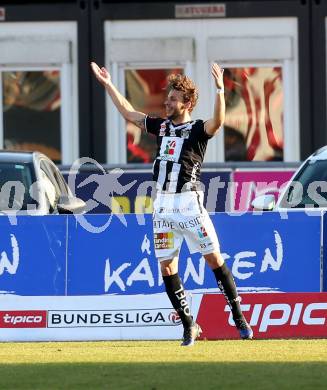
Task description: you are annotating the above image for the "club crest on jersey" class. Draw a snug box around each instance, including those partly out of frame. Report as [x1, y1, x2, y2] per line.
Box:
[164, 140, 176, 155]
[197, 226, 208, 239]
[169, 128, 176, 137]
[181, 128, 191, 139]
[154, 232, 174, 249]
[159, 123, 166, 137]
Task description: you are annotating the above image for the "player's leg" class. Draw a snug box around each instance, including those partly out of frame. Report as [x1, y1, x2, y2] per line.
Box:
[160, 257, 202, 346]
[204, 251, 253, 339]
[182, 202, 253, 340]
[160, 257, 192, 329]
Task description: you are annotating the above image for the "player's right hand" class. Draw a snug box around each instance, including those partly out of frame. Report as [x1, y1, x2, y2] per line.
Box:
[91, 62, 111, 87]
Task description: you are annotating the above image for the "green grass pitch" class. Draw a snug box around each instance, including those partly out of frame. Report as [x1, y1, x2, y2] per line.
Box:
[0, 339, 326, 389]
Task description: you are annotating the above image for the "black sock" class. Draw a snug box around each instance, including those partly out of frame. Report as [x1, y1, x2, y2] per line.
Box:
[213, 263, 244, 322]
[163, 273, 193, 329]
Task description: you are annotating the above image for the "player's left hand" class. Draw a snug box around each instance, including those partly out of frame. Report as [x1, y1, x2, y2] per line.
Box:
[211, 63, 224, 89]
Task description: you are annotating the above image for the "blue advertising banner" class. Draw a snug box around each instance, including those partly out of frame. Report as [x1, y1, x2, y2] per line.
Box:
[216, 212, 322, 293]
[0, 216, 66, 295]
[67, 214, 153, 295]
[67, 212, 322, 295]
[0, 212, 322, 296]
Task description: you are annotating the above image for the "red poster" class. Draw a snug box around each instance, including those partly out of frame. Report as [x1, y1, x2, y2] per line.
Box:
[196, 293, 327, 339]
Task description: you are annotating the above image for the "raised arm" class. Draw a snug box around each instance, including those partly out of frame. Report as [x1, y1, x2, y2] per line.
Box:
[204, 63, 226, 137]
[91, 62, 146, 130]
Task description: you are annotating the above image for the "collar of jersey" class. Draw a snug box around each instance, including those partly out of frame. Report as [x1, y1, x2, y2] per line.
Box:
[168, 120, 196, 130]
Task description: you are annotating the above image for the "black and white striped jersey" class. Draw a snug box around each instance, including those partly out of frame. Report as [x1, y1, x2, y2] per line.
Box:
[145, 116, 212, 193]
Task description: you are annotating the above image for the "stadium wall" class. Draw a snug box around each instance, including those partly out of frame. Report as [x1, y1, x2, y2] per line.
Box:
[1, 292, 327, 341]
[1, 0, 327, 164]
[0, 211, 326, 341]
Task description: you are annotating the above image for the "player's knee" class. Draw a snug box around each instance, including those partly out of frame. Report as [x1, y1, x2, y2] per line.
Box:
[204, 252, 224, 269]
[160, 258, 178, 276]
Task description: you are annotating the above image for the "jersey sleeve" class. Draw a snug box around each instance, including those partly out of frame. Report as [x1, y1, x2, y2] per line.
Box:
[200, 120, 214, 140]
[145, 116, 165, 136]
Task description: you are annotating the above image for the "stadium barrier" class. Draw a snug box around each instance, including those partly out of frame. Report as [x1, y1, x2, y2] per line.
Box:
[1, 293, 327, 342]
[0, 294, 181, 342]
[0, 212, 322, 296]
[0, 211, 326, 341]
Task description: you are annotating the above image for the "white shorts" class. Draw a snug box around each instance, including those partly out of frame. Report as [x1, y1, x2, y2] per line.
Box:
[152, 191, 220, 261]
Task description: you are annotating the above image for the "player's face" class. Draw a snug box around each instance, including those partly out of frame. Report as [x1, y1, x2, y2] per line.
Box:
[165, 89, 188, 120]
